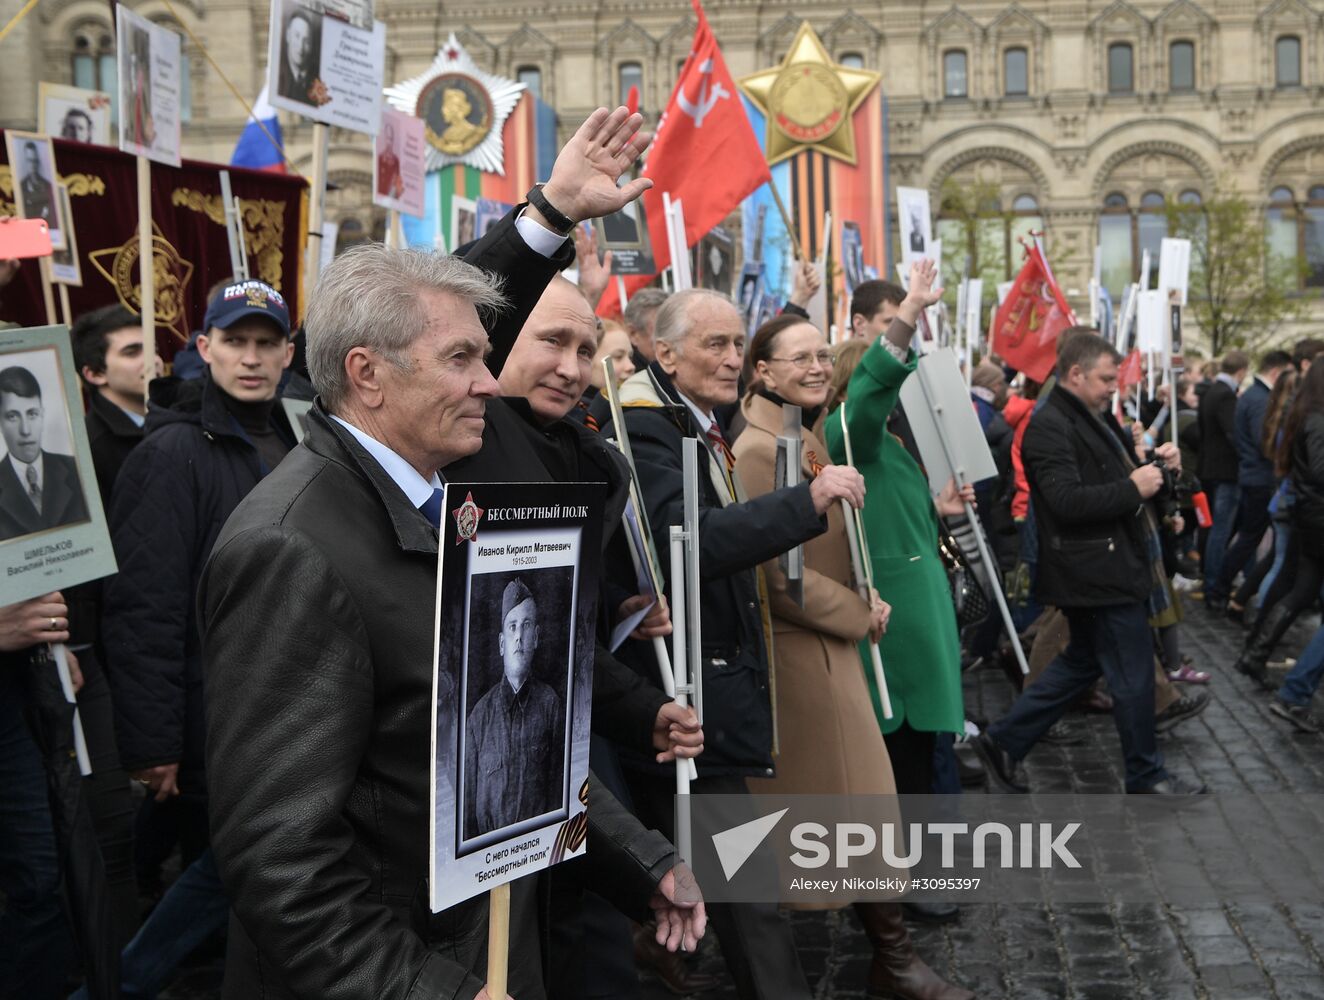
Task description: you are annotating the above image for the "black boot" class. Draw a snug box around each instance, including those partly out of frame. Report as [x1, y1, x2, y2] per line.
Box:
[1235, 604, 1293, 690]
[855, 902, 975, 1000]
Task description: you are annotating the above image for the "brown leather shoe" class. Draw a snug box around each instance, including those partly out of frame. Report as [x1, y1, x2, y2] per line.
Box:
[632, 922, 721, 995]
[855, 902, 975, 999]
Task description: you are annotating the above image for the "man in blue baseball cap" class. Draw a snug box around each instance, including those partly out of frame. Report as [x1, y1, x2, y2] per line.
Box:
[93, 277, 299, 997]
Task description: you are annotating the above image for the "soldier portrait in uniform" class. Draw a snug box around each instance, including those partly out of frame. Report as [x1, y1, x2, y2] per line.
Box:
[0, 356, 90, 542]
[462, 571, 571, 842]
[5, 133, 66, 251]
[276, 3, 323, 106]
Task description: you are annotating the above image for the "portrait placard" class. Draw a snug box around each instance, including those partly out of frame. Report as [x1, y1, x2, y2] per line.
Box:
[372, 107, 426, 218]
[737, 261, 765, 337]
[266, 0, 386, 136]
[0, 326, 117, 605]
[593, 197, 655, 276]
[450, 196, 477, 251]
[49, 184, 82, 287]
[4, 132, 67, 251]
[38, 83, 113, 147]
[897, 186, 933, 270]
[281, 398, 314, 443]
[841, 220, 864, 296]
[116, 6, 183, 167]
[695, 226, 734, 295]
[430, 482, 603, 912]
[475, 199, 512, 240]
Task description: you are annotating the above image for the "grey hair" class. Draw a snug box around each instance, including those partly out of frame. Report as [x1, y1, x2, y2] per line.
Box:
[305, 243, 507, 411]
[651, 288, 736, 354]
[622, 287, 669, 334]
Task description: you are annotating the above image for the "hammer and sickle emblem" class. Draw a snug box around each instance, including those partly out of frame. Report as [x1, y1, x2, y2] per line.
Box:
[676, 58, 729, 128]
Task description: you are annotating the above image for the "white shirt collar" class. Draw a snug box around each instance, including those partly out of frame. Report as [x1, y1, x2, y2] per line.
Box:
[1216, 372, 1241, 391]
[8, 452, 41, 490]
[675, 389, 714, 435]
[330, 415, 441, 509]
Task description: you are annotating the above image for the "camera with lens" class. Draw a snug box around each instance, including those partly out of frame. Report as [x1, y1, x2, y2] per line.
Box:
[1143, 450, 1189, 523]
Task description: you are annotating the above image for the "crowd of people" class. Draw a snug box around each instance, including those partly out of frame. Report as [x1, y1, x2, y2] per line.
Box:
[2, 104, 1323, 1000]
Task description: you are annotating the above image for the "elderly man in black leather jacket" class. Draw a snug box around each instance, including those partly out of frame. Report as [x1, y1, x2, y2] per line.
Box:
[973, 331, 1207, 797]
[200, 109, 703, 1000]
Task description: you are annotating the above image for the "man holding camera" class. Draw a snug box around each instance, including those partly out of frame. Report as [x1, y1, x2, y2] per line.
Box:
[974, 331, 1207, 796]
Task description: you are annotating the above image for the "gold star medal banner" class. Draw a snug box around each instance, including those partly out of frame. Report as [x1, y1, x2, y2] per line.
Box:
[739, 22, 880, 168]
[0, 134, 307, 356]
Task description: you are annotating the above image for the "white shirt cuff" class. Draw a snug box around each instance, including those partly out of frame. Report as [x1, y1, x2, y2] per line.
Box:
[515, 209, 570, 259]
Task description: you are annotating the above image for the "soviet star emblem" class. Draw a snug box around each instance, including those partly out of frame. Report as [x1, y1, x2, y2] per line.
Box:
[89, 223, 194, 341]
[738, 21, 881, 167]
[453, 491, 486, 544]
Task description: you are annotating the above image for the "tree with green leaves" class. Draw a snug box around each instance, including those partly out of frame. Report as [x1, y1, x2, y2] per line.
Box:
[1165, 189, 1308, 357]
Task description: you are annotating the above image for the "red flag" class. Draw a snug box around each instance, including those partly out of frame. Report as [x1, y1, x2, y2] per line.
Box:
[991, 245, 1075, 383]
[598, 0, 768, 317]
[1118, 348, 1144, 391]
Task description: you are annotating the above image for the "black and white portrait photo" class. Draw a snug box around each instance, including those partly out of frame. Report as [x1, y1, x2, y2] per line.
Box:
[39, 84, 113, 147]
[697, 226, 734, 295]
[0, 354, 89, 542]
[897, 186, 933, 268]
[593, 197, 655, 275]
[276, 2, 323, 106]
[5, 133, 65, 251]
[462, 570, 571, 842]
[49, 184, 82, 287]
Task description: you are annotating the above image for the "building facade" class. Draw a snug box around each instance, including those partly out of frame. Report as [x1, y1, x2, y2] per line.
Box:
[3, 0, 1322, 340]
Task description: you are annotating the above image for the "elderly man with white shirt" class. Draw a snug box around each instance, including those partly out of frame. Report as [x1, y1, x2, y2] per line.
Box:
[198, 108, 705, 1000]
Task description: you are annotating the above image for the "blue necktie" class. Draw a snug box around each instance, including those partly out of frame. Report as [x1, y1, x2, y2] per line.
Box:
[419, 487, 444, 530]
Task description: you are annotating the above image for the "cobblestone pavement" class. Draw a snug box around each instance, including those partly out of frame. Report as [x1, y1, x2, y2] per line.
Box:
[158, 610, 1324, 999]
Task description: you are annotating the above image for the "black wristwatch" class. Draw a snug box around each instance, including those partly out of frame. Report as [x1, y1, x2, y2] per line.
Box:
[526, 184, 575, 235]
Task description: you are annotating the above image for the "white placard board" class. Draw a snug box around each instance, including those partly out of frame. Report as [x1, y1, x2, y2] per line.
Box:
[1135, 288, 1166, 354]
[267, 0, 386, 136]
[1157, 238, 1191, 307]
[116, 7, 183, 167]
[372, 107, 427, 218]
[897, 186, 933, 269]
[899, 347, 999, 493]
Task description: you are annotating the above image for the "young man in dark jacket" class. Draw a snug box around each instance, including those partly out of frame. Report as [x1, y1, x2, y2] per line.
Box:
[1197, 349, 1249, 612]
[974, 332, 1207, 796]
[1208, 350, 1291, 613]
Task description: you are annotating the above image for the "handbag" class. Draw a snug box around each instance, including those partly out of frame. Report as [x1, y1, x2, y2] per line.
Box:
[937, 531, 991, 628]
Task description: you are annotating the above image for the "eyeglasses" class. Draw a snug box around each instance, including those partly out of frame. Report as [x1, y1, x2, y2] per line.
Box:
[768, 351, 835, 371]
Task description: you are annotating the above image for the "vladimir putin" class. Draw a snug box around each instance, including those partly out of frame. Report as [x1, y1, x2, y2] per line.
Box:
[464, 577, 565, 838]
[0, 366, 89, 540]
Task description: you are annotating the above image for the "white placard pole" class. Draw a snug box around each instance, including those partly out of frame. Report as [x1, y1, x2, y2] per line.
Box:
[304, 123, 329, 296]
[52, 643, 91, 775]
[836, 405, 894, 718]
[137, 155, 155, 397]
[670, 524, 692, 865]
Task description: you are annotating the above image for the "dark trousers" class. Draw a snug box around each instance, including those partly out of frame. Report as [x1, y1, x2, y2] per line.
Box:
[626, 770, 812, 1000]
[74, 647, 139, 952]
[883, 723, 936, 796]
[988, 603, 1167, 791]
[0, 665, 72, 1000]
[1211, 485, 1275, 600]
[546, 737, 639, 1000]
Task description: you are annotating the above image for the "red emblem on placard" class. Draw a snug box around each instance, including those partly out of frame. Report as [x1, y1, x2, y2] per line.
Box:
[452, 491, 485, 544]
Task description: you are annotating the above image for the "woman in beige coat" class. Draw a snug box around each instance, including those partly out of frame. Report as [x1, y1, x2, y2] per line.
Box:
[733, 314, 973, 1000]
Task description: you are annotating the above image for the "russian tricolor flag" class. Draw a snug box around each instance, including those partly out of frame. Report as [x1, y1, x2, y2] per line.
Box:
[230, 86, 286, 173]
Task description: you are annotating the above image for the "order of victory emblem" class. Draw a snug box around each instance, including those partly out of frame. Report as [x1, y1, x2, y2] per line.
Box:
[385, 34, 525, 174]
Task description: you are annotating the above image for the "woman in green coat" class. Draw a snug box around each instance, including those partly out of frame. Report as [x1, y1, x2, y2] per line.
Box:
[824, 260, 971, 798]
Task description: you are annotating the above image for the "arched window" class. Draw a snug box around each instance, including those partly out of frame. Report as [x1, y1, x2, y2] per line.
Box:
[516, 65, 542, 100]
[1108, 42, 1134, 93]
[935, 188, 1044, 287]
[1004, 47, 1028, 96]
[1178, 190, 1202, 206]
[1138, 191, 1167, 275]
[1099, 193, 1134, 296]
[617, 61, 643, 109]
[839, 52, 864, 69]
[1306, 185, 1324, 287]
[1276, 36, 1302, 87]
[943, 50, 968, 98]
[1267, 186, 1298, 279]
[1169, 41, 1195, 91]
[71, 26, 116, 121]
